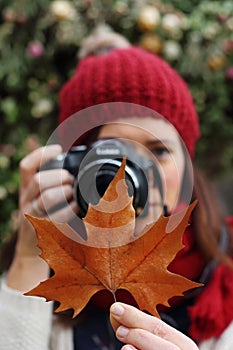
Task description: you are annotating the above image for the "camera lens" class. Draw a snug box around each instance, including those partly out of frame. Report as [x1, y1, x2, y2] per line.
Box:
[75, 159, 148, 218]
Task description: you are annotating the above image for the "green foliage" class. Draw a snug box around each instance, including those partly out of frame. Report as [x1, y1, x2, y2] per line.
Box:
[0, 0, 233, 244]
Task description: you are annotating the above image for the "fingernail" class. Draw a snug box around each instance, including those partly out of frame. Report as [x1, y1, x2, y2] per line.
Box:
[117, 326, 129, 339]
[111, 303, 124, 316]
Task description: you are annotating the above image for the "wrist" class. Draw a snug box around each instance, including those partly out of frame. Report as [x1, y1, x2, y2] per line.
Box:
[6, 255, 49, 292]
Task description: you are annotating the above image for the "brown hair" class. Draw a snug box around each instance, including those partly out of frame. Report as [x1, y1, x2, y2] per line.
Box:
[191, 166, 232, 265]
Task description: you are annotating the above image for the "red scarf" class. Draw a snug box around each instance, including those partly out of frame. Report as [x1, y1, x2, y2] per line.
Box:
[169, 217, 233, 342]
[188, 261, 233, 342]
[187, 217, 233, 342]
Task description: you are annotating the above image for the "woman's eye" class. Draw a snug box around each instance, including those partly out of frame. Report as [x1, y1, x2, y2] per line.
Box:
[152, 147, 170, 159]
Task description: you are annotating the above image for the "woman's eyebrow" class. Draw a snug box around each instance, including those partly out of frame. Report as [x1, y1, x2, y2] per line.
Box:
[145, 139, 172, 147]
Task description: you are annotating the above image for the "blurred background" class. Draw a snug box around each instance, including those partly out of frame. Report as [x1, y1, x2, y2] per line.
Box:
[0, 0, 232, 245]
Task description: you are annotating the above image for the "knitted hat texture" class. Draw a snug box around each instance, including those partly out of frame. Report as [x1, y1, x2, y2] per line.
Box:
[59, 46, 200, 157]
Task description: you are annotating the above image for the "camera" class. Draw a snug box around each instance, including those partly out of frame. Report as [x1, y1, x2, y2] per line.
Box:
[40, 139, 163, 218]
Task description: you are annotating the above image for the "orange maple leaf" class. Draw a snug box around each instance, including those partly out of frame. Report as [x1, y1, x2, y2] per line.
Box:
[25, 159, 201, 318]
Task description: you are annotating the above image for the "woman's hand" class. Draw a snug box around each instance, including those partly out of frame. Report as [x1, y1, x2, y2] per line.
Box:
[110, 302, 198, 350]
[7, 145, 77, 292]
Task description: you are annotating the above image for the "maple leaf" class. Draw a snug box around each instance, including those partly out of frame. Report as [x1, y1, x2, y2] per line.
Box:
[25, 158, 201, 318]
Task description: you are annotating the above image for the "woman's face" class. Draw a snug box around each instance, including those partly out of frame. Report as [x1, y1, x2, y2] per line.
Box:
[98, 117, 186, 229]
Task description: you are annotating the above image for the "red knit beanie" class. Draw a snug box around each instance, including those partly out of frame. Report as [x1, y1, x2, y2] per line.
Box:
[59, 41, 200, 157]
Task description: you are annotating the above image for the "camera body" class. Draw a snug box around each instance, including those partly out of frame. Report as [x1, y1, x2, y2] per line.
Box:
[41, 139, 162, 217]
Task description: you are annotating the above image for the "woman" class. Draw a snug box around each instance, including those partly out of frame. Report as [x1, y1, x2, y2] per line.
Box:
[0, 29, 233, 350]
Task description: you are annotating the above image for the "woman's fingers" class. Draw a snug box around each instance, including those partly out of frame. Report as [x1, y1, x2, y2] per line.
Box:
[20, 144, 62, 189]
[38, 184, 73, 213]
[49, 200, 78, 223]
[110, 303, 198, 350]
[117, 327, 180, 350]
[23, 169, 74, 203]
[19, 144, 76, 219]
